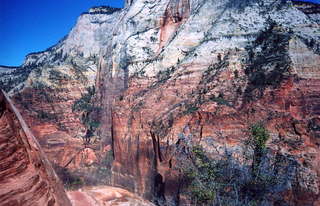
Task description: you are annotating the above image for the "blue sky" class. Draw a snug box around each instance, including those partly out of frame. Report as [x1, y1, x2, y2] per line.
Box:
[296, 0, 320, 3]
[0, 0, 124, 66]
[0, 0, 319, 66]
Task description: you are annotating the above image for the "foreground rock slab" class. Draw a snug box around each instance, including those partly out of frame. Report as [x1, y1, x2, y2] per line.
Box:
[67, 186, 155, 206]
[0, 90, 71, 206]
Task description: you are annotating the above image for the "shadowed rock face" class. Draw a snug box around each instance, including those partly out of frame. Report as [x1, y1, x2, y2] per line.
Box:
[0, 90, 71, 206]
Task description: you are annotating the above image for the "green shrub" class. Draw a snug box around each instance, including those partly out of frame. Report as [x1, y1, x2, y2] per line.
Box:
[249, 123, 269, 152]
[52, 163, 84, 190]
[184, 145, 217, 204]
[175, 124, 289, 205]
[72, 86, 96, 112]
[155, 67, 175, 84]
[248, 123, 270, 178]
[209, 96, 231, 106]
[183, 105, 199, 115]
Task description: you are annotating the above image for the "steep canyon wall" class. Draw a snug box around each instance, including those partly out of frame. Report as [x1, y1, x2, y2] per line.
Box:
[1, 0, 320, 205]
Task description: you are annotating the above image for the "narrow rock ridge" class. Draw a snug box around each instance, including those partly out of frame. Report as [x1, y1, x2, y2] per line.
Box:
[125, 0, 135, 7]
[293, 0, 320, 23]
[0, 90, 71, 206]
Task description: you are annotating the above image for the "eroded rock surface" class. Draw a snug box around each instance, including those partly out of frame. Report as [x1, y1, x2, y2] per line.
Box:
[68, 186, 155, 206]
[0, 90, 71, 206]
[96, 0, 320, 204]
[0, 6, 123, 181]
[1, 0, 320, 205]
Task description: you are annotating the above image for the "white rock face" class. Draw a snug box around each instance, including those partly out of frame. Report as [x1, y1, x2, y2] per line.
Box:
[0, 7, 122, 94]
[98, 0, 320, 82]
[2, 1, 319, 94]
[24, 7, 122, 67]
[0, 0, 320, 204]
[289, 37, 320, 79]
[0, 66, 17, 74]
[62, 10, 121, 58]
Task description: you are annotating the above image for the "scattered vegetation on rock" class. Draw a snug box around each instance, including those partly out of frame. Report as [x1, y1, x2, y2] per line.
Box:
[174, 124, 298, 205]
[72, 86, 101, 144]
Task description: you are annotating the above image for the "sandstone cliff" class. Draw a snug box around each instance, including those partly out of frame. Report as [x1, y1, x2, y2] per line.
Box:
[0, 90, 71, 206]
[1, 0, 320, 205]
[0, 6, 123, 183]
[96, 0, 320, 204]
[0, 89, 154, 206]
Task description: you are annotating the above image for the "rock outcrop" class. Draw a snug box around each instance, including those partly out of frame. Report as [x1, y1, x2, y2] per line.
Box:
[0, 6, 123, 182]
[96, 0, 320, 204]
[1, 0, 320, 205]
[68, 186, 155, 206]
[0, 90, 71, 206]
[0, 90, 152, 206]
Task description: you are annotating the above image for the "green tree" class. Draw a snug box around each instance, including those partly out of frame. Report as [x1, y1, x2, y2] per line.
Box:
[184, 145, 217, 205]
[248, 123, 270, 177]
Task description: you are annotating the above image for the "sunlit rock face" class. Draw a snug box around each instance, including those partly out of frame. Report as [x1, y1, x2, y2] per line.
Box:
[95, 0, 320, 204]
[67, 186, 155, 206]
[0, 7, 122, 181]
[1, 0, 320, 205]
[0, 90, 71, 206]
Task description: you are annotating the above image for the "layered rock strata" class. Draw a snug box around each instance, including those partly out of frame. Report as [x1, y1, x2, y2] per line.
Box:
[95, 0, 320, 204]
[0, 90, 71, 206]
[0, 7, 123, 179]
[1, 0, 320, 205]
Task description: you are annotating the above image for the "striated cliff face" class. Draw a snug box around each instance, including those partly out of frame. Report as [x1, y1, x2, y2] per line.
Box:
[293, 0, 320, 23]
[95, 0, 320, 204]
[0, 90, 153, 206]
[0, 6, 123, 181]
[0, 90, 71, 206]
[1, 0, 320, 205]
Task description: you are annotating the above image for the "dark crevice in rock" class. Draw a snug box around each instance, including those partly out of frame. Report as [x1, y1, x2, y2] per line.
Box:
[153, 173, 166, 205]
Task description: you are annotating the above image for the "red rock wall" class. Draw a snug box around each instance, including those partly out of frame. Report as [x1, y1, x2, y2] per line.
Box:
[0, 90, 71, 206]
[159, 0, 190, 49]
[110, 71, 320, 205]
[107, 36, 320, 204]
[11, 77, 101, 174]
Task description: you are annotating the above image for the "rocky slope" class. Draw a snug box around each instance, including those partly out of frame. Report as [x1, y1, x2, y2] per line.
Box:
[1, 0, 320, 205]
[293, 0, 320, 23]
[96, 0, 320, 205]
[0, 90, 154, 206]
[0, 90, 71, 206]
[0, 6, 123, 183]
